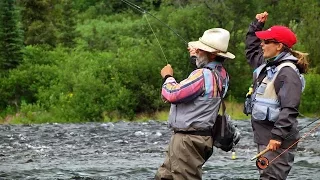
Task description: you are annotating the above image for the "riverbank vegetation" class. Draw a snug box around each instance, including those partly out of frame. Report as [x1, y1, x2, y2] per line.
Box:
[0, 0, 319, 124]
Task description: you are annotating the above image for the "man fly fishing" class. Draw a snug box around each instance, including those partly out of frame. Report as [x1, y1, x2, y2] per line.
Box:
[155, 28, 239, 180]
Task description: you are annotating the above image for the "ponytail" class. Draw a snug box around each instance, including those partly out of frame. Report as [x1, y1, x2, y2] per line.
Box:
[290, 50, 309, 74]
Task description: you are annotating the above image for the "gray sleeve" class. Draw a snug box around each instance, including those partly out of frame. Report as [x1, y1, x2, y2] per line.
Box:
[245, 19, 265, 69]
[271, 67, 302, 141]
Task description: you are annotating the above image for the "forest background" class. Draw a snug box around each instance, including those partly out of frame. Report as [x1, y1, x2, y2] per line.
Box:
[0, 0, 320, 124]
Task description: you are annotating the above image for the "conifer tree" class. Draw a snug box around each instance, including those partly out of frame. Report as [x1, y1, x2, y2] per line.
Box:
[0, 0, 24, 71]
[18, 0, 57, 46]
[58, 0, 78, 48]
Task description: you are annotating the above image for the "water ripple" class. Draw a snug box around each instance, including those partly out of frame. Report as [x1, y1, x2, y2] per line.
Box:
[0, 119, 319, 179]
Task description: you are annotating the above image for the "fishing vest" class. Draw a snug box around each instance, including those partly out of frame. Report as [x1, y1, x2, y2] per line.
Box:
[251, 62, 305, 122]
[168, 67, 226, 131]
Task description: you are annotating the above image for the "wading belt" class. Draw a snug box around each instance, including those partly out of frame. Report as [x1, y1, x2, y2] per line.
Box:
[174, 130, 212, 136]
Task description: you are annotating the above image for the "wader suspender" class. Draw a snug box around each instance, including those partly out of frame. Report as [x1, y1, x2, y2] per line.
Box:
[204, 67, 226, 137]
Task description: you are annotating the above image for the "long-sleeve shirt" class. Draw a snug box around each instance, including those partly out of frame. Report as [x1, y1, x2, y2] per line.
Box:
[161, 63, 228, 104]
[161, 69, 205, 104]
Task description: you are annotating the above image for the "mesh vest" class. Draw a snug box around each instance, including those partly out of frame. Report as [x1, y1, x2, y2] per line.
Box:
[168, 68, 223, 131]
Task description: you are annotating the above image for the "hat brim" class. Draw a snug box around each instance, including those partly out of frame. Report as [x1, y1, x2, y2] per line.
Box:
[188, 41, 235, 59]
[255, 31, 274, 40]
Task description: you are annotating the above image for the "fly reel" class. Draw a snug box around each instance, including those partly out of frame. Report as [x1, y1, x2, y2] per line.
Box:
[256, 156, 269, 170]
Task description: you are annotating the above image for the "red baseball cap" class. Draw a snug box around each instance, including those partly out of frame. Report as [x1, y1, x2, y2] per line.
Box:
[255, 26, 297, 48]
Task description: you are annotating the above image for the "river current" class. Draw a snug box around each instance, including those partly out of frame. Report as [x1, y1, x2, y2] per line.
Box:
[0, 118, 319, 180]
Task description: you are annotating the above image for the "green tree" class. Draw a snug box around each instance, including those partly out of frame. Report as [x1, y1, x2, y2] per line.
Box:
[18, 0, 57, 46]
[294, 0, 320, 73]
[0, 0, 24, 71]
[73, 0, 100, 12]
[57, 0, 78, 48]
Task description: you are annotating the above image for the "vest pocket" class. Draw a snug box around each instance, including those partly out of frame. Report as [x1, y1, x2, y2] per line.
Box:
[268, 107, 280, 122]
[252, 104, 268, 120]
[252, 103, 280, 122]
[256, 82, 267, 95]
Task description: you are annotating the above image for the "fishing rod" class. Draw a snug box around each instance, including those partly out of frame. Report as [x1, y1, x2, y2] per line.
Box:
[121, 0, 195, 67]
[121, 0, 207, 66]
[251, 117, 320, 170]
[121, 0, 188, 45]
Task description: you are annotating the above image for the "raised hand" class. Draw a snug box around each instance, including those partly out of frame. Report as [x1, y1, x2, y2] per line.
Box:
[187, 46, 197, 57]
[255, 11, 268, 23]
[161, 64, 173, 78]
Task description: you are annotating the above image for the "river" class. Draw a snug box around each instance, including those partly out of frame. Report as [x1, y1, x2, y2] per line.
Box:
[0, 118, 319, 180]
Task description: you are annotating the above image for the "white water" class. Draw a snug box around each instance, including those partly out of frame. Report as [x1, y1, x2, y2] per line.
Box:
[0, 119, 319, 179]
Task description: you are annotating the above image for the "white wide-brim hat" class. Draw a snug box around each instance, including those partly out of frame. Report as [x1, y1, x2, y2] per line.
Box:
[188, 28, 235, 59]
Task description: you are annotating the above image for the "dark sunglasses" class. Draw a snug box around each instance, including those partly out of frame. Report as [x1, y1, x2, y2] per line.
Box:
[262, 39, 280, 44]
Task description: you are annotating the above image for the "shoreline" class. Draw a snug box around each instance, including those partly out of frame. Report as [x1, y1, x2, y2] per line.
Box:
[1, 101, 314, 124]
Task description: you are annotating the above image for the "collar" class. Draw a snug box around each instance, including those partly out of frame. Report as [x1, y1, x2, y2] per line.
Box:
[266, 52, 287, 67]
[204, 61, 222, 70]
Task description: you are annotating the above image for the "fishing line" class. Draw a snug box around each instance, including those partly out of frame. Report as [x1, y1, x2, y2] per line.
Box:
[121, 0, 198, 99]
[269, 119, 320, 164]
[121, 0, 173, 100]
[121, 0, 143, 13]
[121, 0, 169, 63]
[253, 117, 320, 169]
[144, 14, 169, 64]
[285, 116, 320, 139]
[121, 0, 188, 45]
[121, 0, 198, 68]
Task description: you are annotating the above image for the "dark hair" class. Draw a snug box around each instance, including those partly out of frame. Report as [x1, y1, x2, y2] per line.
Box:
[215, 55, 226, 63]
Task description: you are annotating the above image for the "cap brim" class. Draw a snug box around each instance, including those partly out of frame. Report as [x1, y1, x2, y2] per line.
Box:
[255, 31, 273, 40]
[188, 41, 235, 59]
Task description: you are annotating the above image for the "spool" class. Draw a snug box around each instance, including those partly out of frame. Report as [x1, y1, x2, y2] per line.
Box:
[256, 156, 269, 170]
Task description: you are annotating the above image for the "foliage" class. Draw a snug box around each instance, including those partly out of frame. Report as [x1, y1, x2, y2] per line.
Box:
[0, 0, 24, 71]
[18, 0, 57, 46]
[1, 0, 320, 123]
[300, 73, 320, 114]
[56, 0, 78, 48]
[0, 45, 59, 111]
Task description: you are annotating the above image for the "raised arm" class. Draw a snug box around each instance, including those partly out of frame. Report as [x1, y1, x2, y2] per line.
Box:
[245, 12, 268, 69]
[161, 69, 205, 104]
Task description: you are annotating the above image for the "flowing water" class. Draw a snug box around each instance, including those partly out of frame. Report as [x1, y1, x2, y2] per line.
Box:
[0, 118, 319, 180]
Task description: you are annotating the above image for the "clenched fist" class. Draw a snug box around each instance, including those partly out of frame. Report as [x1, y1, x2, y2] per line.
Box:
[256, 11, 268, 23]
[188, 46, 197, 57]
[267, 139, 282, 151]
[161, 64, 173, 78]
